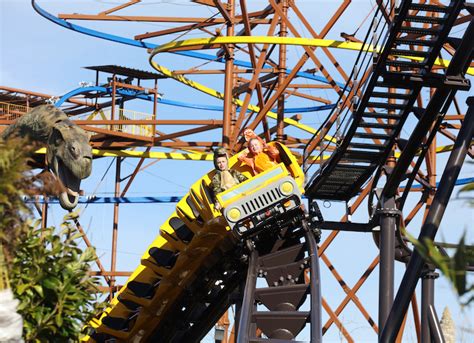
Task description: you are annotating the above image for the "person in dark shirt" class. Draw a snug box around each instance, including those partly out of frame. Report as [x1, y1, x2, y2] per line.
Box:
[211, 147, 247, 210]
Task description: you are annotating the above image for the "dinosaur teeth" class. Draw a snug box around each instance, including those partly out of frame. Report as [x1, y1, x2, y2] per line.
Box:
[66, 188, 79, 197]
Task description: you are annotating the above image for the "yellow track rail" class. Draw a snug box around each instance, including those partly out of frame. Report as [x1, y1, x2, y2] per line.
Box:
[82, 142, 305, 342]
[152, 36, 474, 76]
[34, 142, 470, 161]
[149, 48, 337, 143]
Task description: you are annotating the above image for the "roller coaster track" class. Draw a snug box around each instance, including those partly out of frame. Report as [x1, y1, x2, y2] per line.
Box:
[235, 222, 322, 342]
[26, 0, 473, 342]
[32, 0, 472, 144]
[31, 0, 346, 87]
[83, 145, 318, 342]
[304, 0, 473, 201]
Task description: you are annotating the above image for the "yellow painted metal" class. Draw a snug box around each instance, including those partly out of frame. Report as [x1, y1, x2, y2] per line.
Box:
[280, 180, 294, 195]
[152, 36, 474, 76]
[86, 108, 155, 137]
[34, 147, 213, 161]
[34, 141, 470, 163]
[227, 207, 241, 221]
[82, 142, 305, 341]
[149, 52, 337, 143]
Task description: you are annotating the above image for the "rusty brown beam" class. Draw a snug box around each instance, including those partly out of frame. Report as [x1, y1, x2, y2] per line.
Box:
[243, 0, 346, 140]
[222, 0, 235, 148]
[89, 271, 133, 277]
[192, 0, 216, 6]
[236, 0, 271, 143]
[82, 125, 153, 142]
[375, 0, 391, 23]
[323, 256, 380, 334]
[120, 146, 152, 197]
[73, 218, 111, 285]
[113, 82, 159, 93]
[76, 119, 222, 125]
[135, 22, 217, 40]
[58, 13, 271, 24]
[0, 86, 89, 107]
[287, 83, 334, 89]
[283, 87, 333, 104]
[90, 141, 219, 148]
[321, 297, 354, 342]
[172, 68, 274, 75]
[153, 124, 220, 143]
[96, 286, 122, 293]
[99, 0, 141, 16]
[214, 0, 233, 23]
[445, 115, 465, 121]
[290, 1, 351, 82]
[319, 0, 352, 38]
[234, 73, 278, 95]
[216, 4, 275, 58]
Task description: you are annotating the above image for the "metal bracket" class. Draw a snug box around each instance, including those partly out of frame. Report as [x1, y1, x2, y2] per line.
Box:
[377, 207, 401, 217]
[421, 270, 439, 280]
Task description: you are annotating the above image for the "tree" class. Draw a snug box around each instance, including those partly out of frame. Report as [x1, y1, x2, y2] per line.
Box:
[408, 178, 474, 306]
[0, 138, 34, 265]
[1, 137, 101, 341]
[10, 215, 101, 342]
[409, 233, 473, 305]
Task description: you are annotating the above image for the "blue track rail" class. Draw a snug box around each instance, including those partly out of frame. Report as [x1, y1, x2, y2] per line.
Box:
[32, 0, 346, 89]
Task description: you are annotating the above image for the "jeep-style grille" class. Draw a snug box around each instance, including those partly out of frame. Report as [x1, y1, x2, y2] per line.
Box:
[241, 187, 283, 215]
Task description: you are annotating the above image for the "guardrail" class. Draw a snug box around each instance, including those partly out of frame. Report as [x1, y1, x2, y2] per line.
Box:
[0, 102, 29, 120]
[84, 108, 154, 137]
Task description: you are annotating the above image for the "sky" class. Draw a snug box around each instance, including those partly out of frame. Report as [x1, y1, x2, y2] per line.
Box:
[1, 1, 473, 342]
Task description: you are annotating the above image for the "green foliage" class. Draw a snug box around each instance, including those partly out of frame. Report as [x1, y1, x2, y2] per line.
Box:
[408, 233, 474, 306]
[0, 138, 102, 341]
[0, 138, 34, 263]
[459, 182, 474, 193]
[407, 163, 474, 306]
[10, 213, 101, 342]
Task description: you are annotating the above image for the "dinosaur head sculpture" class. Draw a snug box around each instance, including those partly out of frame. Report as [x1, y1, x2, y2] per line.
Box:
[46, 117, 93, 210]
[2, 104, 93, 210]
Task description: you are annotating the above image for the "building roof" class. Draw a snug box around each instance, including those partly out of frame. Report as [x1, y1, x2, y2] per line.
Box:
[84, 65, 166, 80]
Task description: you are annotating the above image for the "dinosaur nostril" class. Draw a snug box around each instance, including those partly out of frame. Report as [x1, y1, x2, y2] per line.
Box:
[70, 145, 79, 157]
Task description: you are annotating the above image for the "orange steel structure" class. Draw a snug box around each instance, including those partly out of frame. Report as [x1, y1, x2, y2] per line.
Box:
[1, 0, 473, 341]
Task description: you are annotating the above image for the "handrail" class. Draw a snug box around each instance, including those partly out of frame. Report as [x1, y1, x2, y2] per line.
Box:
[303, 1, 394, 177]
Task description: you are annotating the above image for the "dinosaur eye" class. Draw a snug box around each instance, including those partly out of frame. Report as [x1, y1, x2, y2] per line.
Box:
[52, 127, 64, 141]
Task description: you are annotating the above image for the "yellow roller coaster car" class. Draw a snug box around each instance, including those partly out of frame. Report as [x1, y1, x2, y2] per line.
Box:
[216, 142, 305, 237]
[82, 141, 304, 342]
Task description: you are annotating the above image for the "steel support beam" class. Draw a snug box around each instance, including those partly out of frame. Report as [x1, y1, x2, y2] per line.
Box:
[377, 196, 398, 337]
[380, 96, 474, 342]
[276, 0, 288, 141]
[236, 249, 257, 343]
[222, 0, 235, 148]
[304, 220, 323, 343]
[109, 157, 121, 300]
[421, 269, 437, 343]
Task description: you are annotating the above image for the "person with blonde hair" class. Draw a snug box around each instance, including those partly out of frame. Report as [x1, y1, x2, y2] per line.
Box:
[238, 128, 280, 175]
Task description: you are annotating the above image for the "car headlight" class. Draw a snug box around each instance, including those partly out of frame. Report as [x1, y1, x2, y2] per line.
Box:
[227, 207, 241, 222]
[279, 181, 294, 196]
